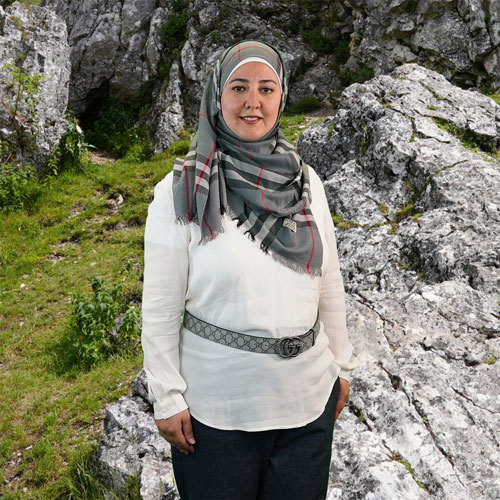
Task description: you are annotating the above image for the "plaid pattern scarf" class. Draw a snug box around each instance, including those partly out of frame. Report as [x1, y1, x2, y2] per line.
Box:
[172, 41, 323, 276]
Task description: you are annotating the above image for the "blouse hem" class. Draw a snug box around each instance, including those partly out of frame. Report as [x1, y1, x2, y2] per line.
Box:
[187, 373, 339, 432]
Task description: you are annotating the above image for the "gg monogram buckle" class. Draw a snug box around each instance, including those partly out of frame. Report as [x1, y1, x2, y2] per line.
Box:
[277, 336, 305, 358]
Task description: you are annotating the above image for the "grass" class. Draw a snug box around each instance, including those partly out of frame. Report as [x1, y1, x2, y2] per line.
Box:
[280, 114, 324, 144]
[0, 149, 179, 498]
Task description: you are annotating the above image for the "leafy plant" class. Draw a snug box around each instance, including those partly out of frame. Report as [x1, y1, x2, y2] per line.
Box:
[339, 66, 375, 87]
[85, 100, 152, 159]
[301, 27, 334, 54]
[158, 0, 188, 78]
[1, 62, 44, 162]
[59, 277, 141, 370]
[47, 114, 93, 176]
[335, 39, 350, 65]
[0, 162, 41, 213]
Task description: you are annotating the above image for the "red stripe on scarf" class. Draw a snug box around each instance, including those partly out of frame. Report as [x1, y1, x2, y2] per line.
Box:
[302, 209, 315, 275]
[203, 216, 214, 239]
[200, 113, 208, 119]
[183, 162, 191, 221]
[256, 166, 263, 187]
[261, 189, 271, 212]
[238, 44, 241, 61]
[222, 46, 282, 75]
[195, 142, 216, 193]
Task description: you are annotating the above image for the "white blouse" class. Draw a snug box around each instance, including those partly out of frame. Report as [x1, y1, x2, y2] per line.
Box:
[141, 167, 356, 431]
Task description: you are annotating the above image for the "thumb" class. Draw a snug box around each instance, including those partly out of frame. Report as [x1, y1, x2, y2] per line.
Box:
[182, 413, 196, 445]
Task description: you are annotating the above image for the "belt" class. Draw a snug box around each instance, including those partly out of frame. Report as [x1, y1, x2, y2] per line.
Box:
[183, 310, 320, 359]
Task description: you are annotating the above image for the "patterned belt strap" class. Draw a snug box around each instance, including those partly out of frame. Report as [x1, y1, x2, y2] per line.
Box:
[183, 311, 320, 359]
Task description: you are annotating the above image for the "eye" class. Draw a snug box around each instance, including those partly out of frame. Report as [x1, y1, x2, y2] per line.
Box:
[260, 87, 274, 94]
[231, 85, 246, 93]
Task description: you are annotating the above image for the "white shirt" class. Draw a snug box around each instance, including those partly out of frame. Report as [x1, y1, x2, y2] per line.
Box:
[141, 168, 356, 431]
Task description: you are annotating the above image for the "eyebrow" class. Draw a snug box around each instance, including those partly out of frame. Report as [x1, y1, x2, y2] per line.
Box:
[228, 78, 278, 85]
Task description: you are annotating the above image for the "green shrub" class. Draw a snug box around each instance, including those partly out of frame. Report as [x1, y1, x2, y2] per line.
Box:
[0, 162, 41, 213]
[335, 39, 350, 65]
[339, 65, 375, 87]
[301, 27, 334, 54]
[85, 100, 152, 159]
[59, 277, 141, 370]
[159, 0, 188, 77]
[47, 115, 92, 175]
[287, 96, 322, 114]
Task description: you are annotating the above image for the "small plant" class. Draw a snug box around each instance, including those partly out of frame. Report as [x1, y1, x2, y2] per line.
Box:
[59, 277, 141, 370]
[484, 353, 498, 365]
[334, 39, 350, 65]
[85, 100, 152, 159]
[0, 162, 41, 213]
[301, 27, 334, 54]
[47, 115, 92, 176]
[339, 66, 374, 87]
[1, 62, 44, 161]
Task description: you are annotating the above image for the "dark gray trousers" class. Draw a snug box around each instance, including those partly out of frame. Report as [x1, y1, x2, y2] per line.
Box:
[172, 377, 340, 500]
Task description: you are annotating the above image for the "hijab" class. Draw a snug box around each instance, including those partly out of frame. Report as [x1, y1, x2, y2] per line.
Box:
[172, 41, 323, 276]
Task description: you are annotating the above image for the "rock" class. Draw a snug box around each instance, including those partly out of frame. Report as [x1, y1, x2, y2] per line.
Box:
[40, 0, 168, 115]
[153, 60, 184, 153]
[97, 370, 179, 500]
[298, 63, 500, 499]
[342, 0, 500, 91]
[0, 3, 70, 170]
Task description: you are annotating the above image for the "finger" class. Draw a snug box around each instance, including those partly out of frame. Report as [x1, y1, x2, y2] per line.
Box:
[173, 428, 194, 454]
[182, 413, 196, 445]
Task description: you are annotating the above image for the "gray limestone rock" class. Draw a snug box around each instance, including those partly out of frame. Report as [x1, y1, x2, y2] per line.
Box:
[97, 370, 179, 500]
[298, 63, 500, 500]
[0, 3, 70, 170]
[153, 60, 184, 153]
[40, 0, 169, 115]
[341, 0, 500, 91]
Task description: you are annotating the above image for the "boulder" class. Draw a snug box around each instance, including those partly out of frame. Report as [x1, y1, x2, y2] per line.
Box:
[341, 0, 500, 91]
[0, 3, 70, 170]
[298, 63, 500, 500]
[97, 369, 179, 500]
[39, 0, 169, 115]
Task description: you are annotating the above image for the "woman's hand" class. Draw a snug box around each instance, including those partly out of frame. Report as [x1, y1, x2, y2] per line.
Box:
[335, 378, 350, 421]
[156, 409, 196, 454]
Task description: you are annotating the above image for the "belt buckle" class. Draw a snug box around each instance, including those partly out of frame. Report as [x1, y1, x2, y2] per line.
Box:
[277, 336, 304, 358]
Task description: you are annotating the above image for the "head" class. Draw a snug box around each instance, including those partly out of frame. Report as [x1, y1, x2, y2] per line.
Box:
[216, 41, 286, 142]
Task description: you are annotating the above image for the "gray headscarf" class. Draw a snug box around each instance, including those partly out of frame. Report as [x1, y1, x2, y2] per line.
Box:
[172, 40, 323, 276]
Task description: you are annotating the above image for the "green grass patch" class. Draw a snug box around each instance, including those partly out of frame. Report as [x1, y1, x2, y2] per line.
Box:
[0, 145, 179, 497]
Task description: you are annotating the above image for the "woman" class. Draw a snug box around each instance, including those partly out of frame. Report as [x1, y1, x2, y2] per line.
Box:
[142, 40, 356, 499]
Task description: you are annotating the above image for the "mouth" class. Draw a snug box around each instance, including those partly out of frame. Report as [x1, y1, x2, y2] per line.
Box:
[240, 116, 262, 123]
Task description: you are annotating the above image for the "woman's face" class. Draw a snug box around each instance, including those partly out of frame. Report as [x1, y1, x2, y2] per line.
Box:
[220, 61, 282, 142]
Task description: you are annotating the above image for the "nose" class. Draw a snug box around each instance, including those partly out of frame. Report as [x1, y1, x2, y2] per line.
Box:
[245, 86, 261, 109]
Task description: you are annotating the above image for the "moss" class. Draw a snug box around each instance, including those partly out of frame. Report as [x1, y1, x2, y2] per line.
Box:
[427, 105, 437, 111]
[484, 354, 498, 365]
[331, 214, 357, 229]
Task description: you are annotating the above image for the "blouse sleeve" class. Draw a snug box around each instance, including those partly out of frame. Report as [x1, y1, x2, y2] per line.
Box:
[141, 174, 191, 420]
[316, 177, 358, 381]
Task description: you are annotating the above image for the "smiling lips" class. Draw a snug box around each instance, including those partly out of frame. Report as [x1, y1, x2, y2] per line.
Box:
[240, 116, 262, 123]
